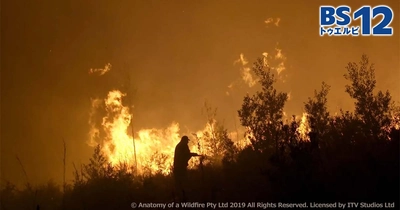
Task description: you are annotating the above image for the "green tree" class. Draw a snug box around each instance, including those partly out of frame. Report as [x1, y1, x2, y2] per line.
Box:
[304, 82, 331, 139]
[198, 102, 237, 165]
[238, 58, 288, 153]
[83, 145, 108, 180]
[344, 54, 393, 140]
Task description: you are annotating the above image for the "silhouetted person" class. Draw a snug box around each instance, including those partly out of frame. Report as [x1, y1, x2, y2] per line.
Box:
[173, 135, 199, 201]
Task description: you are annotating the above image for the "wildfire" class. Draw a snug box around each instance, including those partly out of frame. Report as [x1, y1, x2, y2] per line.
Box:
[297, 112, 311, 141]
[233, 53, 257, 88]
[88, 90, 251, 175]
[89, 90, 181, 174]
[89, 63, 112, 76]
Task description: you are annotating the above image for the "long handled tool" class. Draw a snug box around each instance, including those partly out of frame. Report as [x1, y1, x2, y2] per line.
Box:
[123, 65, 138, 174]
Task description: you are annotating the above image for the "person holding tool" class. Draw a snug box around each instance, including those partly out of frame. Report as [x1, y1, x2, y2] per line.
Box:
[173, 135, 202, 201]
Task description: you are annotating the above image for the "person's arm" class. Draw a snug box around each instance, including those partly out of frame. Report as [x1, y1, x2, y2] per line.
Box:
[184, 145, 200, 158]
[183, 145, 192, 161]
[186, 145, 199, 156]
[190, 152, 199, 156]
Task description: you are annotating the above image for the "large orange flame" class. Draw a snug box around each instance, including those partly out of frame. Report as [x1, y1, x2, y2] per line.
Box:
[88, 90, 251, 175]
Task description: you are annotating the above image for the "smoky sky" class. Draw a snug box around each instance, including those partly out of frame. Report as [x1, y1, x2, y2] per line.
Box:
[1, 0, 399, 186]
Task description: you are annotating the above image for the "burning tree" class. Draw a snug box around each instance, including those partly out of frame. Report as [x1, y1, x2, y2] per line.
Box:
[303, 82, 331, 142]
[191, 102, 238, 166]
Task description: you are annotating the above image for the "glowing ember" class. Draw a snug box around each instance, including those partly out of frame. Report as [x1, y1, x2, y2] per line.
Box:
[88, 63, 112, 76]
